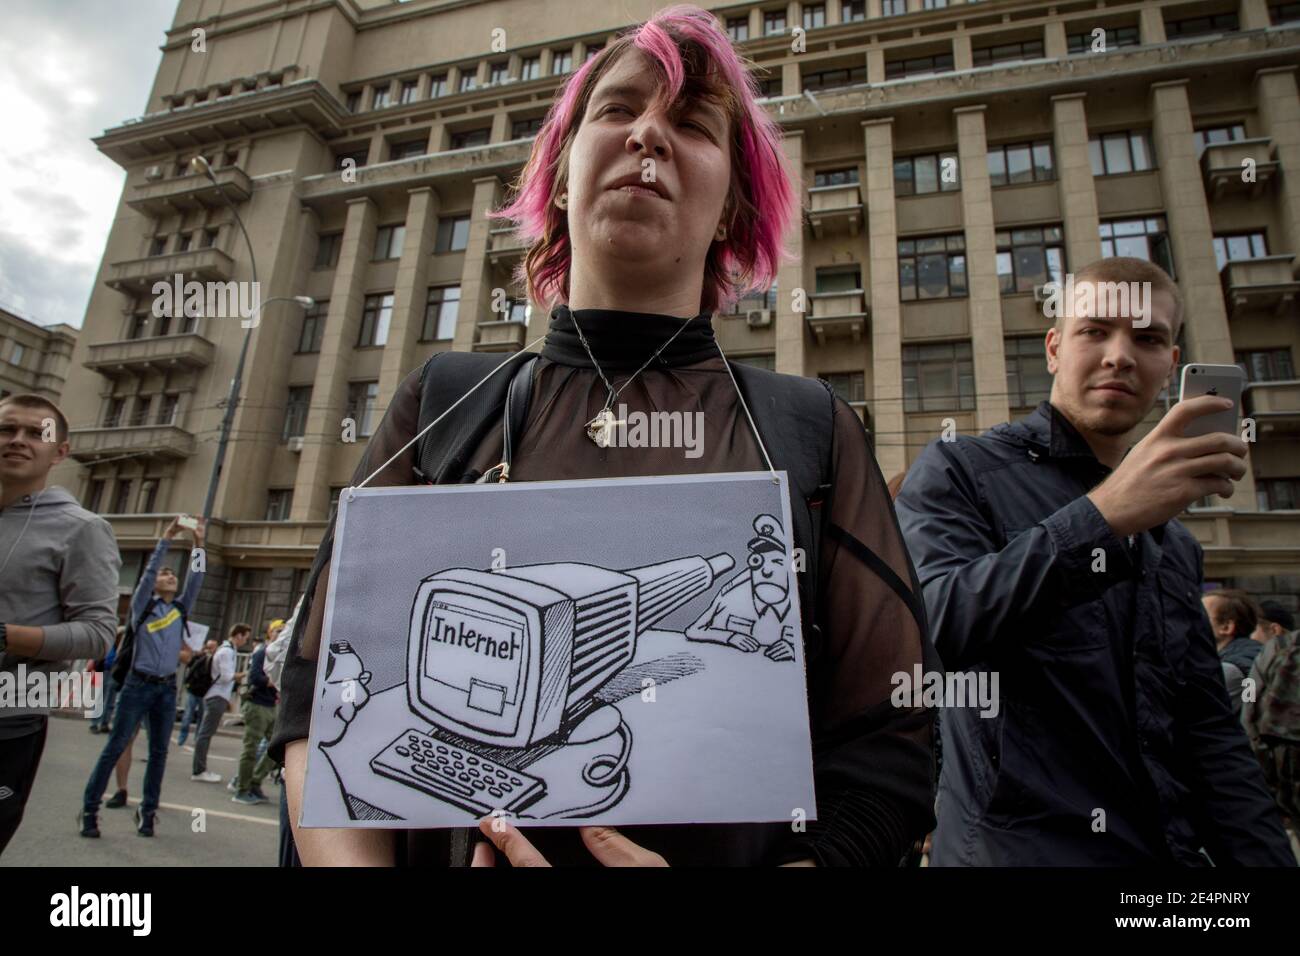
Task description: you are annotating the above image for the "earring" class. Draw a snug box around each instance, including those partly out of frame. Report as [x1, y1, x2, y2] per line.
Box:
[715, 223, 727, 241]
[556, 193, 568, 209]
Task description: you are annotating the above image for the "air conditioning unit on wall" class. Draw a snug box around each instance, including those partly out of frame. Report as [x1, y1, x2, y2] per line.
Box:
[287, 436, 304, 453]
[746, 309, 772, 329]
[144, 165, 164, 181]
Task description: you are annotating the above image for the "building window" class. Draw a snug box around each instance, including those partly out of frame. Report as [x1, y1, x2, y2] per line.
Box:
[1213, 233, 1268, 271]
[842, 1, 866, 22]
[988, 140, 1054, 186]
[1236, 348, 1294, 382]
[148, 236, 167, 257]
[1273, 3, 1300, 25]
[229, 569, 271, 634]
[371, 85, 391, 109]
[923, 0, 948, 7]
[328, 486, 346, 514]
[155, 313, 173, 337]
[86, 480, 106, 513]
[373, 224, 406, 261]
[725, 284, 778, 316]
[511, 116, 543, 139]
[399, 79, 419, 104]
[435, 215, 471, 253]
[756, 76, 781, 98]
[345, 91, 361, 112]
[488, 62, 509, 85]
[815, 266, 862, 294]
[199, 228, 217, 249]
[1089, 130, 1155, 175]
[129, 314, 150, 339]
[764, 10, 786, 34]
[391, 140, 425, 161]
[885, 52, 955, 81]
[894, 151, 960, 196]
[903, 342, 975, 412]
[103, 397, 126, 428]
[175, 232, 192, 253]
[732, 354, 776, 370]
[551, 49, 572, 74]
[429, 74, 448, 97]
[821, 371, 865, 403]
[520, 57, 540, 81]
[282, 386, 312, 442]
[972, 39, 1045, 67]
[314, 233, 342, 270]
[458, 71, 477, 93]
[335, 148, 368, 171]
[3, 342, 23, 367]
[997, 226, 1065, 294]
[882, 0, 906, 15]
[128, 395, 153, 427]
[1006, 337, 1052, 408]
[813, 167, 859, 188]
[726, 17, 749, 41]
[1066, 26, 1140, 53]
[803, 4, 826, 29]
[803, 65, 867, 92]
[1257, 479, 1299, 511]
[1166, 12, 1239, 39]
[265, 489, 293, 521]
[111, 480, 133, 514]
[297, 300, 327, 353]
[1100, 218, 1175, 278]
[421, 286, 461, 341]
[1194, 123, 1246, 156]
[449, 127, 490, 150]
[157, 393, 179, 426]
[358, 294, 394, 347]
[139, 480, 159, 514]
[346, 381, 380, 437]
[898, 234, 967, 300]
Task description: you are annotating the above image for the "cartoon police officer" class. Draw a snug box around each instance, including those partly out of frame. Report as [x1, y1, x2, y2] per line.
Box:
[685, 514, 795, 662]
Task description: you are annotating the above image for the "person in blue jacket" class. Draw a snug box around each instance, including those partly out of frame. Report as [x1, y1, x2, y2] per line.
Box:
[895, 257, 1294, 867]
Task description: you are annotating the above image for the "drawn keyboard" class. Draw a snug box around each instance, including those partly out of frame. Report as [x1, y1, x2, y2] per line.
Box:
[371, 729, 546, 816]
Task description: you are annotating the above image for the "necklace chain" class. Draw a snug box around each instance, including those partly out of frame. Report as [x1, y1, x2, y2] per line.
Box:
[568, 310, 697, 412]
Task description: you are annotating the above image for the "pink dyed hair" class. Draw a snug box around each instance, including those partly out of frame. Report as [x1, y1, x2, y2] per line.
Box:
[490, 4, 797, 314]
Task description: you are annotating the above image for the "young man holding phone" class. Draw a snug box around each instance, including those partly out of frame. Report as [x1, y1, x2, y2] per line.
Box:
[895, 257, 1294, 866]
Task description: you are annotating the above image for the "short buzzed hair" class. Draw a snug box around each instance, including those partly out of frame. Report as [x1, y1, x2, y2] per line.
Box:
[1061, 257, 1184, 338]
[0, 393, 69, 443]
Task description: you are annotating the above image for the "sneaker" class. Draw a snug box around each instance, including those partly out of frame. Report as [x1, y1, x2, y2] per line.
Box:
[248, 786, 270, 804]
[181, 745, 195, 753]
[88, 724, 101, 734]
[191, 771, 222, 783]
[77, 810, 100, 838]
[104, 789, 128, 809]
[134, 807, 155, 837]
[232, 791, 260, 805]
[226, 776, 239, 792]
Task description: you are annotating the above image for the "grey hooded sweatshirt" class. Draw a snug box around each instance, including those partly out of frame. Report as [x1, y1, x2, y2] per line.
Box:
[0, 485, 120, 736]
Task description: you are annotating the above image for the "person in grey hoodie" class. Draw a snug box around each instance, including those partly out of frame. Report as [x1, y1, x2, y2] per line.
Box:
[0, 394, 120, 855]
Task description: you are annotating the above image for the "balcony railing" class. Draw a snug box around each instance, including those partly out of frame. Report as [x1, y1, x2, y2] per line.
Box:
[1181, 510, 1300, 576]
[1200, 138, 1278, 198]
[1243, 379, 1300, 434]
[127, 166, 252, 216]
[806, 290, 869, 345]
[1220, 255, 1299, 317]
[473, 318, 528, 352]
[84, 333, 215, 377]
[105, 247, 235, 296]
[807, 183, 863, 238]
[68, 424, 196, 462]
[487, 227, 526, 264]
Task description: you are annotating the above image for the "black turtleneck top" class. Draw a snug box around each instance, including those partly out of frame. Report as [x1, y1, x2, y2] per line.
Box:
[276, 305, 935, 867]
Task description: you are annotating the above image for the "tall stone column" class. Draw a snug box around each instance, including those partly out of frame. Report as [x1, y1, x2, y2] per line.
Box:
[954, 104, 1009, 431]
[379, 187, 440, 408]
[453, 176, 503, 353]
[1051, 93, 1103, 270]
[291, 197, 376, 520]
[775, 129, 806, 377]
[863, 118, 905, 478]
[1253, 67, 1300, 259]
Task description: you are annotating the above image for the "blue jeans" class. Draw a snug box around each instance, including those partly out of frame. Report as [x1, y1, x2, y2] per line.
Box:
[91, 675, 119, 730]
[83, 674, 176, 817]
[175, 691, 204, 745]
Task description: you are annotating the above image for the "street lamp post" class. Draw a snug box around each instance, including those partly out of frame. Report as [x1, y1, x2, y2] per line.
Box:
[191, 156, 313, 524]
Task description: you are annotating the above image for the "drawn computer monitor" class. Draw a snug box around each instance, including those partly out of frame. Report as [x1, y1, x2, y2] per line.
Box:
[406, 554, 733, 749]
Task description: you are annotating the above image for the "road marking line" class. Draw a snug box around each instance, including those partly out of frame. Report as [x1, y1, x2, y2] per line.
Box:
[151, 800, 278, 826]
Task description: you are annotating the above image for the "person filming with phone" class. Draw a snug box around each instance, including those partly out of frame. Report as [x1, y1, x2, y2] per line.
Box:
[895, 257, 1295, 866]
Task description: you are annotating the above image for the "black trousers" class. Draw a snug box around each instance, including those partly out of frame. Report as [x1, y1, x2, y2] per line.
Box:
[0, 718, 49, 857]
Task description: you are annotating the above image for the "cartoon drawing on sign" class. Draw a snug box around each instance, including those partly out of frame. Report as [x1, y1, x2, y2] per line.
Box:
[685, 514, 796, 662]
[315, 512, 796, 822]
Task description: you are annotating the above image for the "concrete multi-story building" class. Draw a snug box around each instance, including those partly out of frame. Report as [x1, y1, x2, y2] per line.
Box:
[0, 306, 77, 404]
[51, 0, 1300, 630]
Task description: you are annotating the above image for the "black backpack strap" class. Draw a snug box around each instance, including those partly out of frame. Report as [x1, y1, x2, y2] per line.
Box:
[480, 355, 540, 483]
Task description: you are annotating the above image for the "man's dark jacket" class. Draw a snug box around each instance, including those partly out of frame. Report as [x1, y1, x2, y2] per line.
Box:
[894, 402, 1293, 866]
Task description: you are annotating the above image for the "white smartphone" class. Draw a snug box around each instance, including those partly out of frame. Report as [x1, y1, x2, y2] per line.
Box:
[177, 514, 199, 531]
[1178, 363, 1245, 438]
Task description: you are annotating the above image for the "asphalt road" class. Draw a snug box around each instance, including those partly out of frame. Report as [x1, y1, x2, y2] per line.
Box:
[2, 712, 281, 866]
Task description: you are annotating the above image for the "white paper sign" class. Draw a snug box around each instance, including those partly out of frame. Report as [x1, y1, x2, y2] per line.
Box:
[300, 471, 817, 828]
[183, 620, 210, 651]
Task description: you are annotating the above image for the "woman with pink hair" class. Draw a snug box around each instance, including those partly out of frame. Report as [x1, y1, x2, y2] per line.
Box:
[274, 4, 935, 867]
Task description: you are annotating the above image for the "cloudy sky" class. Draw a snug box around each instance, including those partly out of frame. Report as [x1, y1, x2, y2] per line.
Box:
[0, 0, 176, 329]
